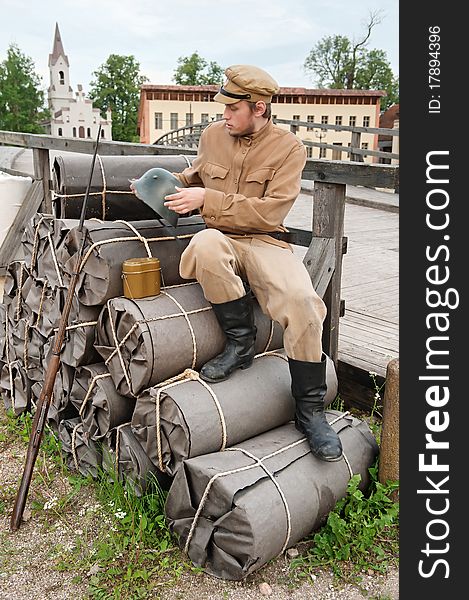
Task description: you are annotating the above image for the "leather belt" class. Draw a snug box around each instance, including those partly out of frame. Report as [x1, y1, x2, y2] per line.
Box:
[218, 230, 292, 242]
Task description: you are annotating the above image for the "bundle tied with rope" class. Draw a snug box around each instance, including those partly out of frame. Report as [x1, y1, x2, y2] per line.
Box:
[70, 362, 135, 441]
[102, 423, 173, 497]
[21, 213, 79, 285]
[94, 282, 284, 398]
[166, 412, 379, 581]
[132, 351, 338, 477]
[58, 417, 102, 478]
[52, 153, 194, 221]
[60, 217, 206, 306]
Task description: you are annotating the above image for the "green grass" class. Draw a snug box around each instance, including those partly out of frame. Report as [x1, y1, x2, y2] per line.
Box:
[1, 394, 399, 598]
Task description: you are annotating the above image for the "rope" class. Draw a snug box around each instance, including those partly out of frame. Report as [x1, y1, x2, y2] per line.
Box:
[47, 232, 64, 287]
[4, 318, 15, 413]
[53, 320, 98, 333]
[78, 372, 112, 417]
[78, 233, 195, 273]
[30, 214, 48, 270]
[262, 320, 275, 352]
[184, 412, 353, 555]
[103, 302, 211, 373]
[14, 262, 25, 322]
[115, 220, 153, 257]
[96, 154, 107, 219]
[153, 369, 227, 472]
[71, 422, 81, 472]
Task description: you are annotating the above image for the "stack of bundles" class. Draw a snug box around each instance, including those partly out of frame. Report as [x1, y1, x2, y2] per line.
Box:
[94, 282, 284, 397]
[131, 351, 337, 477]
[59, 217, 206, 306]
[166, 412, 379, 581]
[0, 211, 209, 477]
[52, 153, 194, 221]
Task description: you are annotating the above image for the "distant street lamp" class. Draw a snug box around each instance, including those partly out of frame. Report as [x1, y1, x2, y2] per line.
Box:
[314, 127, 327, 158]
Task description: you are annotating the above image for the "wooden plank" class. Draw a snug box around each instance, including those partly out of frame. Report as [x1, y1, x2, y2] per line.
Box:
[0, 180, 42, 272]
[312, 182, 346, 364]
[302, 159, 398, 190]
[33, 147, 52, 213]
[302, 237, 336, 299]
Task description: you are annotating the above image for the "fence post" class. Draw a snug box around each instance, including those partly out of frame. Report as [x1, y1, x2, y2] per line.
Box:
[350, 131, 363, 162]
[33, 147, 52, 213]
[378, 358, 399, 500]
[311, 181, 346, 365]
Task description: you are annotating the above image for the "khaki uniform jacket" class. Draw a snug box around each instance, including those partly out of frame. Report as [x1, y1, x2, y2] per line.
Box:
[176, 119, 307, 248]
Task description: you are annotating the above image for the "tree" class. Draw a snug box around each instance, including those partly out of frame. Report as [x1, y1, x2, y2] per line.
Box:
[0, 43, 49, 133]
[173, 52, 224, 85]
[89, 54, 148, 142]
[303, 11, 399, 110]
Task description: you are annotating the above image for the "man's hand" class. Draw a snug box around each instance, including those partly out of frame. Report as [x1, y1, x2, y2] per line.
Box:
[164, 187, 205, 214]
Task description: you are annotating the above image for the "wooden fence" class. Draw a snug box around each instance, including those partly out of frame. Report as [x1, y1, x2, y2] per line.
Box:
[0, 129, 399, 408]
[155, 118, 400, 163]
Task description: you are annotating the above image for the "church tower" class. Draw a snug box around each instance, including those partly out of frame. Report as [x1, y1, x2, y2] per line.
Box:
[44, 22, 112, 140]
[48, 23, 74, 115]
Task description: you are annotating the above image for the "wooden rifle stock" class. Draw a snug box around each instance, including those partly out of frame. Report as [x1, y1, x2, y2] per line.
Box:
[10, 125, 102, 531]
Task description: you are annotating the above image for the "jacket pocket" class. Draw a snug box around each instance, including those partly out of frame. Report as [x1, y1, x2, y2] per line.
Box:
[245, 167, 276, 184]
[204, 162, 229, 180]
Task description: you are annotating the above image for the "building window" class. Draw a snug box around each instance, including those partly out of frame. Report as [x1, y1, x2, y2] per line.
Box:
[291, 114, 300, 134]
[307, 115, 314, 130]
[335, 116, 342, 126]
[58, 128, 63, 136]
[87, 127, 91, 138]
[101, 128, 105, 138]
[59, 70, 65, 85]
[306, 146, 313, 158]
[170, 113, 178, 129]
[201, 113, 209, 123]
[186, 112, 193, 126]
[72, 127, 77, 137]
[363, 116, 370, 127]
[216, 113, 223, 121]
[321, 115, 329, 125]
[319, 147, 327, 158]
[154, 112, 163, 129]
[349, 115, 356, 126]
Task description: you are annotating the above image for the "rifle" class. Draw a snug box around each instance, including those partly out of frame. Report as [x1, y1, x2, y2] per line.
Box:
[10, 124, 102, 531]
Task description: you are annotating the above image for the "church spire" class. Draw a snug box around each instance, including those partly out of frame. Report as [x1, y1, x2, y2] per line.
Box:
[48, 22, 69, 67]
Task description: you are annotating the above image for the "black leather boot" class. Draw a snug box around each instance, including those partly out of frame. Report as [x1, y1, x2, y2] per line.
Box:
[200, 292, 257, 383]
[288, 355, 343, 461]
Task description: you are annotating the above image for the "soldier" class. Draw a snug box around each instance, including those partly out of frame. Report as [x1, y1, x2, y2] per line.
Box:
[163, 64, 342, 462]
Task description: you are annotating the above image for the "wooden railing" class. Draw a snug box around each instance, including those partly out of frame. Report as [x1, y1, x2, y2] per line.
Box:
[154, 118, 400, 163]
[0, 129, 399, 405]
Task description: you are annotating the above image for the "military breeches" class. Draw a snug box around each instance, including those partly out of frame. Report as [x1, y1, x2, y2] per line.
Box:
[179, 229, 327, 361]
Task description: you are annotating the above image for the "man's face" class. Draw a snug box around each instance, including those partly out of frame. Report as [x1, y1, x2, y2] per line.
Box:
[222, 101, 258, 137]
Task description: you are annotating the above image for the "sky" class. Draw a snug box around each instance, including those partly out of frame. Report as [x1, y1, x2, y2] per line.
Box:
[0, 0, 398, 95]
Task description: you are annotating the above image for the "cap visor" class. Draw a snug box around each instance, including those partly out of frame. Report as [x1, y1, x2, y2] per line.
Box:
[214, 91, 240, 105]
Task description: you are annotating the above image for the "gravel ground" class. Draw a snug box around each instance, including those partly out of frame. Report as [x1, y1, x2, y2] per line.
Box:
[0, 403, 399, 600]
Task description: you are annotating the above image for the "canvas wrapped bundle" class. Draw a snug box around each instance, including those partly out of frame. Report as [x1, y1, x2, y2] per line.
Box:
[52, 153, 194, 221]
[95, 282, 284, 397]
[31, 363, 78, 425]
[21, 213, 79, 285]
[166, 412, 379, 581]
[102, 424, 173, 496]
[132, 351, 338, 477]
[60, 217, 206, 306]
[41, 287, 101, 368]
[70, 363, 135, 441]
[0, 359, 31, 416]
[58, 417, 102, 478]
